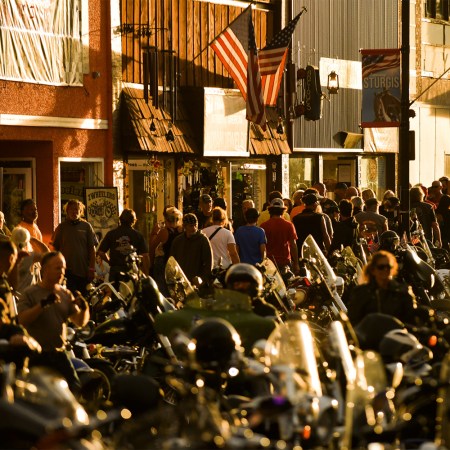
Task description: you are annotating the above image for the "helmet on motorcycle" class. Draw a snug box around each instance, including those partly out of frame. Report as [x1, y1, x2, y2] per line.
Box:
[225, 263, 263, 297]
[190, 318, 242, 371]
[379, 329, 432, 368]
[379, 230, 400, 253]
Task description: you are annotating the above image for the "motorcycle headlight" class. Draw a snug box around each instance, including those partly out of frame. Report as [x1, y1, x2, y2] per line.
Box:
[292, 288, 308, 306]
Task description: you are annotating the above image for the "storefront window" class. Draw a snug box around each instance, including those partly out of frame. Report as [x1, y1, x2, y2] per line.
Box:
[360, 156, 387, 199]
[288, 157, 314, 195]
[231, 161, 266, 222]
[127, 157, 175, 240]
[60, 160, 103, 220]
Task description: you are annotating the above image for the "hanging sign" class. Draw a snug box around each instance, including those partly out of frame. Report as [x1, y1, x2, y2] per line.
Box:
[360, 49, 401, 128]
[84, 187, 119, 241]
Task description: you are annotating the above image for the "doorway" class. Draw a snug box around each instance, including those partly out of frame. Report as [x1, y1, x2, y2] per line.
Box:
[0, 159, 35, 229]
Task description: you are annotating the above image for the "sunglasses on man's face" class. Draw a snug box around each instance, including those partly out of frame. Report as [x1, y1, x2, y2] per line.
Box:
[375, 263, 393, 271]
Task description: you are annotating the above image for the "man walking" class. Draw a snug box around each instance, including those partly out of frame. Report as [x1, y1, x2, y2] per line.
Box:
[293, 193, 332, 253]
[260, 199, 300, 274]
[51, 199, 98, 295]
[170, 213, 213, 284]
[98, 209, 149, 284]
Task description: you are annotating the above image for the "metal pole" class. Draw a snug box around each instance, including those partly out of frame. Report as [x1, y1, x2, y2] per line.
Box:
[399, 0, 410, 236]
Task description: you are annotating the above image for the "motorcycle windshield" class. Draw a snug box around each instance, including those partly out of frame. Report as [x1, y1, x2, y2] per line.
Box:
[260, 258, 287, 298]
[341, 246, 364, 280]
[301, 235, 347, 314]
[165, 256, 200, 302]
[302, 235, 337, 287]
[264, 320, 322, 397]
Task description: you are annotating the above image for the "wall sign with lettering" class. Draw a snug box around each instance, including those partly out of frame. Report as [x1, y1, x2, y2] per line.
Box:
[84, 187, 119, 241]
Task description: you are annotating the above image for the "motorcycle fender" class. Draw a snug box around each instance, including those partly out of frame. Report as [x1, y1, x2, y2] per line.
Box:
[0, 398, 59, 436]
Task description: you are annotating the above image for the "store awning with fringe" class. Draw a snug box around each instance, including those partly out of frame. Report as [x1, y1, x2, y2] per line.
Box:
[249, 107, 291, 155]
[121, 84, 199, 155]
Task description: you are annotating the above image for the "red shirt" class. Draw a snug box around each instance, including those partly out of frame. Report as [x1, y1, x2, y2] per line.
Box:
[261, 217, 297, 266]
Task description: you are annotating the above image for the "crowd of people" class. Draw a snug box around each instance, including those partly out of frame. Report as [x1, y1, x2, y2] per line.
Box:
[0, 175, 449, 394]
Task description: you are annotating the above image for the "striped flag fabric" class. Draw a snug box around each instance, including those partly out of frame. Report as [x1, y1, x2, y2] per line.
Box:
[210, 6, 266, 129]
[361, 52, 400, 78]
[259, 10, 305, 105]
[246, 15, 266, 129]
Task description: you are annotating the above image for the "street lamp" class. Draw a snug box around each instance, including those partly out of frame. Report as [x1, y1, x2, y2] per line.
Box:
[327, 71, 339, 94]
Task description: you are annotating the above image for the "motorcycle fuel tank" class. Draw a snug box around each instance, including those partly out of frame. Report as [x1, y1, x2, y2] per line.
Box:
[87, 317, 134, 346]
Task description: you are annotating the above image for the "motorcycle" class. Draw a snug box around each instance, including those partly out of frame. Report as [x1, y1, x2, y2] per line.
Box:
[112, 318, 268, 449]
[156, 256, 277, 355]
[0, 358, 115, 449]
[256, 317, 339, 448]
[84, 269, 178, 393]
[287, 235, 347, 327]
[257, 257, 295, 315]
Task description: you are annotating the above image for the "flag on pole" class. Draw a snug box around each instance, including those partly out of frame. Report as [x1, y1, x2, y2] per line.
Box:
[259, 10, 305, 105]
[246, 15, 266, 129]
[210, 7, 266, 129]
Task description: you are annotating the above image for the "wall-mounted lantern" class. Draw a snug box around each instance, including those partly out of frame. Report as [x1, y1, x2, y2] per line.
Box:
[327, 71, 339, 94]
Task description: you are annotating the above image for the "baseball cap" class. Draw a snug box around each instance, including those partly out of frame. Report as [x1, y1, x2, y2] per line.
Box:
[201, 194, 212, 203]
[303, 193, 319, 206]
[268, 198, 286, 209]
[182, 213, 198, 225]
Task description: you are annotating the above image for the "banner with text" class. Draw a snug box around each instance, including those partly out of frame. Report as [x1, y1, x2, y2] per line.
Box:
[361, 49, 401, 128]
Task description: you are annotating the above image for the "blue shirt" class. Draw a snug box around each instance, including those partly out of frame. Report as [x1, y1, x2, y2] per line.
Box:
[234, 225, 267, 265]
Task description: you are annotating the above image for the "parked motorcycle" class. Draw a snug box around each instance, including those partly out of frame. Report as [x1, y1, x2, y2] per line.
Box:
[287, 235, 347, 327]
[157, 257, 277, 355]
[0, 359, 115, 449]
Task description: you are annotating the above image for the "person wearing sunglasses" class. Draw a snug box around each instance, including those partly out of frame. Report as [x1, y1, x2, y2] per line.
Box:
[347, 250, 417, 327]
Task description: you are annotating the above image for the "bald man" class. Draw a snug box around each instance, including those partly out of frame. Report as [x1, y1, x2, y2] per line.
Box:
[345, 186, 360, 199]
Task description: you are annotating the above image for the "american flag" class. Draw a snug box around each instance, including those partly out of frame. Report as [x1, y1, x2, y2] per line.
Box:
[361, 51, 400, 79]
[259, 10, 305, 105]
[210, 7, 266, 129]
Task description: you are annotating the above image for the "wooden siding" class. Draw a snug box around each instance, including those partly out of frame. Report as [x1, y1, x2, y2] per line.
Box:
[120, 0, 271, 89]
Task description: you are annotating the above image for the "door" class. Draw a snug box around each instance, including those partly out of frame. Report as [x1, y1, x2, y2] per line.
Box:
[0, 167, 33, 229]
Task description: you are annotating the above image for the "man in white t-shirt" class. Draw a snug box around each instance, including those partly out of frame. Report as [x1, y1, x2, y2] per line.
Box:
[203, 207, 240, 269]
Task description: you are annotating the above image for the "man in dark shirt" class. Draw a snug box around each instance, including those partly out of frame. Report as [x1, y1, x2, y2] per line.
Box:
[293, 193, 331, 254]
[98, 209, 149, 284]
[51, 200, 98, 295]
[170, 213, 213, 284]
[409, 186, 442, 247]
[329, 199, 358, 254]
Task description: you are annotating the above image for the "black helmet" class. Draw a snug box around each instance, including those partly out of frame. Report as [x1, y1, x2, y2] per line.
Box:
[379, 230, 400, 252]
[225, 263, 263, 297]
[190, 318, 242, 371]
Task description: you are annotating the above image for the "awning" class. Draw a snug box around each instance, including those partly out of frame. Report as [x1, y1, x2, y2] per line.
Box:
[249, 107, 291, 155]
[121, 84, 199, 154]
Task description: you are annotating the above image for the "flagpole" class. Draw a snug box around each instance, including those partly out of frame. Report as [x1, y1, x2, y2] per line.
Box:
[399, 0, 410, 237]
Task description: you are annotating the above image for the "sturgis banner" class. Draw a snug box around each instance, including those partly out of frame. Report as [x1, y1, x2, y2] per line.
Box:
[360, 49, 401, 128]
[0, 0, 83, 85]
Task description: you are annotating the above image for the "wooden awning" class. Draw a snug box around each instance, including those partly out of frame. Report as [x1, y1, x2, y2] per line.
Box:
[121, 85, 199, 154]
[249, 107, 292, 155]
